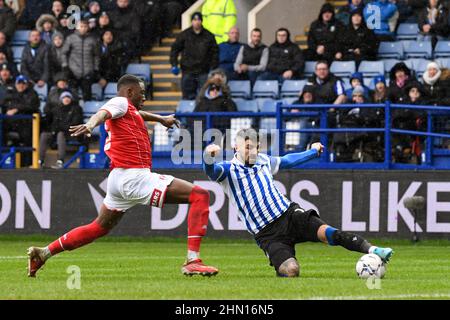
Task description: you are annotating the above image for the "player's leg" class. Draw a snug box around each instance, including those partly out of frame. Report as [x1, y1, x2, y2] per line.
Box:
[316, 224, 394, 262]
[27, 205, 124, 277]
[164, 178, 218, 276]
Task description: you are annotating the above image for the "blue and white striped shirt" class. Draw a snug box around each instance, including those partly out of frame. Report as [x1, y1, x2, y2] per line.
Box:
[204, 150, 319, 234]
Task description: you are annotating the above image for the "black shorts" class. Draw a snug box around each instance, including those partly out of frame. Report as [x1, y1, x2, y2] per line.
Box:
[254, 202, 326, 272]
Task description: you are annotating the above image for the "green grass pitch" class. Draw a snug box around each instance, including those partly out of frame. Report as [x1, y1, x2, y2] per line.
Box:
[1, 235, 450, 300]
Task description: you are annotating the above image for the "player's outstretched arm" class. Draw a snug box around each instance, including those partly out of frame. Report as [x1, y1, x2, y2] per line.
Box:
[203, 144, 229, 182]
[278, 142, 324, 170]
[139, 111, 180, 129]
[69, 109, 111, 137]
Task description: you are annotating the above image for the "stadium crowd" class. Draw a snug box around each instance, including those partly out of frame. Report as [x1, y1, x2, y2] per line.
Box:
[0, 0, 449, 168]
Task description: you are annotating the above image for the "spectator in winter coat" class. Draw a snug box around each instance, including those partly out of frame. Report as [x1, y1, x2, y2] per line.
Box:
[20, 30, 49, 88]
[335, 9, 379, 66]
[363, 0, 398, 41]
[170, 12, 219, 100]
[371, 74, 388, 103]
[388, 62, 416, 103]
[0, 62, 14, 110]
[234, 28, 268, 85]
[51, 0, 65, 21]
[61, 19, 100, 100]
[218, 27, 242, 81]
[336, 0, 366, 25]
[19, 0, 52, 29]
[417, 0, 449, 44]
[0, 0, 16, 40]
[108, 0, 141, 60]
[39, 91, 83, 169]
[258, 28, 304, 82]
[36, 14, 59, 45]
[84, 1, 102, 30]
[48, 32, 65, 83]
[306, 3, 345, 62]
[422, 61, 450, 105]
[3, 74, 40, 166]
[98, 29, 125, 87]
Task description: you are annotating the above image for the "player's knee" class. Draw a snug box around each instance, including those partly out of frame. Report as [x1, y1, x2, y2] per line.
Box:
[191, 186, 210, 203]
[278, 258, 300, 277]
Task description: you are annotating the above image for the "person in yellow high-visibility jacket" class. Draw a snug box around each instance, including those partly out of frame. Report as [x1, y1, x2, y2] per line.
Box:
[201, 0, 237, 44]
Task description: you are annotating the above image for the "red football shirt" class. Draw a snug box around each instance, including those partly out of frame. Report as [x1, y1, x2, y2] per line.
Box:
[100, 97, 152, 169]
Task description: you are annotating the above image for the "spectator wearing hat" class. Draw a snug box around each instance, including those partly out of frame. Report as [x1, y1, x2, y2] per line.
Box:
[170, 12, 219, 100]
[371, 74, 388, 103]
[20, 30, 49, 88]
[0, 63, 13, 110]
[91, 11, 112, 39]
[258, 28, 305, 83]
[45, 72, 78, 116]
[234, 28, 269, 85]
[422, 61, 450, 105]
[336, 0, 366, 26]
[335, 9, 378, 66]
[84, 1, 102, 30]
[388, 62, 416, 103]
[194, 77, 236, 132]
[290, 85, 317, 151]
[345, 72, 370, 100]
[98, 29, 125, 87]
[39, 90, 83, 169]
[48, 31, 65, 82]
[3, 75, 40, 167]
[57, 13, 73, 38]
[0, 0, 16, 41]
[36, 14, 59, 45]
[306, 3, 345, 62]
[62, 19, 100, 100]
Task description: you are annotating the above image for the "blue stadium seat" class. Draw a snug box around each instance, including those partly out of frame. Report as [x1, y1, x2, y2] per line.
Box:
[436, 58, 450, 69]
[341, 77, 351, 90]
[404, 58, 430, 74]
[363, 78, 375, 90]
[281, 80, 306, 98]
[126, 63, 151, 83]
[12, 46, 24, 63]
[11, 30, 30, 46]
[358, 61, 384, 78]
[259, 117, 277, 131]
[103, 82, 117, 99]
[434, 41, 450, 58]
[330, 61, 356, 78]
[383, 59, 401, 75]
[259, 99, 284, 113]
[252, 80, 279, 99]
[176, 100, 196, 113]
[414, 59, 432, 78]
[404, 41, 432, 59]
[33, 83, 48, 101]
[396, 23, 419, 40]
[378, 42, 404, 59]
[83, 101, 105, 118]
[303, 61, 317, 78]
[91, 83, 103, 101]
[236, 99, 258, 112]
[228, 80, 251, 99]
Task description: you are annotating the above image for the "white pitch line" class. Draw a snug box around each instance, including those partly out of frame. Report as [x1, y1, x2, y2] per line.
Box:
[307, 293, 450, 300]
[0, 256, 27, 260]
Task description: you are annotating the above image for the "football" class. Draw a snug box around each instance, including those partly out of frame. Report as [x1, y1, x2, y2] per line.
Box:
[356, 254, 386, 279]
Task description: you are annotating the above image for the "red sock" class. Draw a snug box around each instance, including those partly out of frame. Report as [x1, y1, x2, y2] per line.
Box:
[47, 219, 109, 256]
[187, 186, 210, 252]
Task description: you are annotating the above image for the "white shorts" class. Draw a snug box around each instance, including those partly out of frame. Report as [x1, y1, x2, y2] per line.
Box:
[103, 168, 175, 211]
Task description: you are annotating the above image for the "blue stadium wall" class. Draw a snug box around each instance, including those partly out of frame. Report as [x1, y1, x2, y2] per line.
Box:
[0, 170, 449, 239]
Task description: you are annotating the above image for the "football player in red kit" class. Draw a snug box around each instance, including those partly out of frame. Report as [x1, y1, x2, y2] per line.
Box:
[27, 75, 218, 277]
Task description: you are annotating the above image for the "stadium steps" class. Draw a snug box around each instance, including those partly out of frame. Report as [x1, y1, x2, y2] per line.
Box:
[140, 28, 182, 113]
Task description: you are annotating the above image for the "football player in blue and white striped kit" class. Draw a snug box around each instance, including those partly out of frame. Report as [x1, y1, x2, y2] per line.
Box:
[203, 129, 393, 277]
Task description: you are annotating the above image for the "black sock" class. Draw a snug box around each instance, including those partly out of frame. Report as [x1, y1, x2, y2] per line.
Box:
[332, 230, 371, 254]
